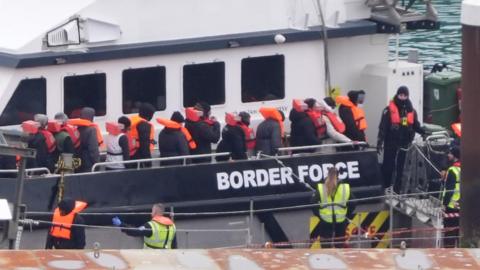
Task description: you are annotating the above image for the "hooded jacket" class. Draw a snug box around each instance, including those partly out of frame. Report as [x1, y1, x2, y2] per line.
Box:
[288, 108, 321, 152]
[76, 107, 100, 172]
[338, 91, 366, 141]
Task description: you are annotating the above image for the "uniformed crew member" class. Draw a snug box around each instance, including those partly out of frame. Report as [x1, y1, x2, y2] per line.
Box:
[311, 167, 355, 248]
[46, 198, 87, 249]
[113, 203, 176, 249]
[442, 146, 461, 247]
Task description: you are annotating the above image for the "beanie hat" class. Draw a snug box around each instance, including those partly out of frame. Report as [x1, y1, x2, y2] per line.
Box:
[34, 114, 48, 128]
[304, 98, 317, 109]
[397, 86, 409, 96]
[54, 112, 69, 124]
[80, 107, 95, 121]
[170, 111, 185, 123]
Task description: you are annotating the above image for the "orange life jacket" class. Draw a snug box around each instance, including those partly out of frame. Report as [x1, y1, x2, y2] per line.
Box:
[451, 123, 461, 138]
[335, 96, 367, 131]
[323, 111, 346, 133]
[306, 110, 327, 137]
[239, 123, 255, 150]
[388, 101, 414, 126]
[152, 215, 174, 226]
[129, 115, 155, 156]
[38, 129, 57, 153]
[68, 118, 104, 147]
[292, 99, 308, 112]
[61, 124, 81, 149]
[156, 118, 197, 150]
[49, 201, 87, 240]
[259, 107, 284, 138]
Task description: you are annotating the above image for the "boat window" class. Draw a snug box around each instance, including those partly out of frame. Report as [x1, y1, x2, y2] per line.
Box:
[241, 55, 285, 103]
[64, 73, 106, 118]
[183, 62, 225, 107]
[0, 78, 46, 126]
[122, 66, 166, 114]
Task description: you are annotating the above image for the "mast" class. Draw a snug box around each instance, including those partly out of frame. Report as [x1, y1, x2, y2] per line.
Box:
[460, 0, 480, 248]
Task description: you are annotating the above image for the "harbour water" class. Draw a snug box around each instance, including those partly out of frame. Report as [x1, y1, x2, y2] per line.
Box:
[391, 0, 462, 71]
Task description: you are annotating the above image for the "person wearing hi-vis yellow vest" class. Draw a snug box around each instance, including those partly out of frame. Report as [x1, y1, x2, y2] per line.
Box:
[442, 146, 461, 247]
[311, 167, 355, 248]
[113, 203, 176, 249]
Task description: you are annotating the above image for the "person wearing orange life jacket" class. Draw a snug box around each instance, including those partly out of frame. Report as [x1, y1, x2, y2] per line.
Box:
[129, 103, 156, 167]
[69, 107, 100, 173]
[255, 107, 285, 156]
[238, 112, 256, 153]
[105, 117, 131, 170]
[170, 111, 196, 151]
[185, 102, 220, 164]
[50, 113, 76, 164]
[23, 114, 56, 172]
[320, 97, 352, 146]
[113, 203, 176, 249]
[336, 90, 367, 142]
[377, 86, 425, 191]
[46, 198, 86, 249]
[289, 98, 322, 153]
[157, 112, 190, 166]
[216, 112, 247, 161]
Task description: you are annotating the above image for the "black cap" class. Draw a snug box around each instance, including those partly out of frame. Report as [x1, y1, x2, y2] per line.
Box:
[323, 97, 336, 109]
[397, 86, 409, 96]
[170, 111, 185, 123]
[304, 98, 317, 109]
[450, 145, 460, 159]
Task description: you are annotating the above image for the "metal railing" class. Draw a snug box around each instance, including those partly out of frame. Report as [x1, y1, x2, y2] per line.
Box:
[91, 152, 231, 172]
[0, 167, 51, 177]
[277, 141, 369, 153]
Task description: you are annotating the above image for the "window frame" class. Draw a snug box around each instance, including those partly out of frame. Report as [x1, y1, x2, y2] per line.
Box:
[182, 61, 226, 108]
[63, 72, 107, 118]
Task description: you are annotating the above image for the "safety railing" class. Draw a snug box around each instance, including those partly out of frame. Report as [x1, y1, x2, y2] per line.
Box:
[277, 141, 369, 154]
[0, 167, 51, 177]
[91, 152, 231, 172]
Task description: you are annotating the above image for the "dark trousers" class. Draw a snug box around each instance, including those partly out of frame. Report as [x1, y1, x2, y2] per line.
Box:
[443, 208, 459, 248]
[312, 220, 347, 248]
[382, 145, 407, 193]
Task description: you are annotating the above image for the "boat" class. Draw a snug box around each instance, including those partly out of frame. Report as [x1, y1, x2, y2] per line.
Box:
[0, 0, 441, 249]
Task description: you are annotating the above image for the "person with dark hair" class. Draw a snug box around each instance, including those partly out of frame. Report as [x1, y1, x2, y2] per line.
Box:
[216, 113, 247, 161]
[238, 111, 256, 156]
[113, 203, 176, 249]
[255, 107, 285, 156]
[289, 99, 322, 153]
[311, 167, 355, 248]
[24, 114, 56, 172]
[377, 86, 425, 190]
[105, 116, 131, 170]
[185, 102, 220, 163]
[336, 90, 367, 142]
[442, 146, 460, 247]
[171, 111, 197, 151]
[46, 198, 87, 249]
[129, 103, 156, 166]
[156, 112, 190, 166]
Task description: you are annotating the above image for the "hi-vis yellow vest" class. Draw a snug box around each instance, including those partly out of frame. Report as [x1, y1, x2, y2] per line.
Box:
[444, 166, 461, 209]
[144, 216, 176, 249]
[318, 183, 350, 223]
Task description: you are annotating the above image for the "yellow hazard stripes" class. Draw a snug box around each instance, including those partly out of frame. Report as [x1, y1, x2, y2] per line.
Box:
[309, 211, 390, 249]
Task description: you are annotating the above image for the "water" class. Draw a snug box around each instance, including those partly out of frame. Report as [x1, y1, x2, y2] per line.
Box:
[390, 0, 462, 71]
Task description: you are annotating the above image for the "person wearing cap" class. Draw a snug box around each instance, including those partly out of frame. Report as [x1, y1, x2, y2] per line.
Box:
[46, 198, 87, 249]
[105, 116, 131, 170]
[336, 90, 367, 142]
[377, 86, 425, 191]
[112, 203, 176, 249]
[185, 102, 220, 163]
[216, 113, 247, 161]
[75, 107, 100, 172]
[157, 111, 189, 166]
[255, 108, 285, 156]
[442, 146, 460, 247]
[129, 103, 156, 166]
[26, 114, 56, 172]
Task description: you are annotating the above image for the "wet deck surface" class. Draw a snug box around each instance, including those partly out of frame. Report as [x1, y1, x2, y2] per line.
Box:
[0, 249, 480, 269]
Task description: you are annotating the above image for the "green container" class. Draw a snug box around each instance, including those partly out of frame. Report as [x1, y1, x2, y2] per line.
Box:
[423, 71, 461, 128]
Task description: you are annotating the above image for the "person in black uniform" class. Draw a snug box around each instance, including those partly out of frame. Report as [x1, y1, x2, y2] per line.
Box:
[377, 86, 425, 191]
[158, 112, 189, 166]
[289, 98, 322, 153]
[131, 103, 156, 167]
[216, 113, 247, 161]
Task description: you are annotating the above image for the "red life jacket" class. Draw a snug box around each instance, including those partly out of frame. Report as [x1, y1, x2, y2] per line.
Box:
[306, 110, 326, 137]
[38, 129, 57, 153]
[239, 123, 255, 150]
[323, 111, 346, 133]
[451, 123, 461, 137]
[453, 161, 461, 167]
[389, 101, 414, 126]
[49, 201, 87, 240]
[68, 118, 104, 147]
[61, 124, 81, 149]
[156, 118, 197, 150]
[336, 96, 367, 131]
[129, 115, 155, 156]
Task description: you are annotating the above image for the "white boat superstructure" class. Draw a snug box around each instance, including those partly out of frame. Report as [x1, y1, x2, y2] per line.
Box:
[0, 0, 435, 143]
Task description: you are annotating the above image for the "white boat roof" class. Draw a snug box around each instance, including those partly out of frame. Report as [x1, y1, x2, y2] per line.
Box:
[0, 0, 374, 68]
